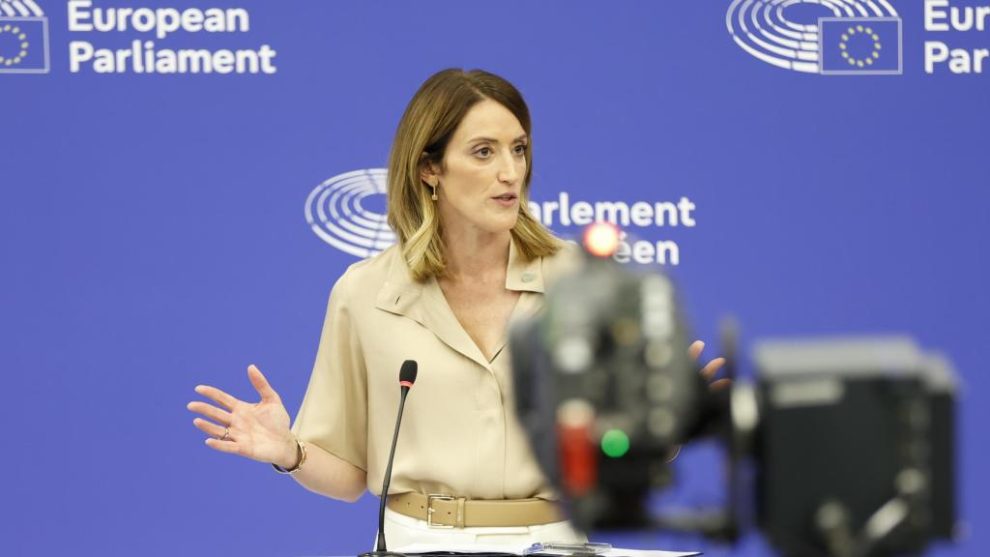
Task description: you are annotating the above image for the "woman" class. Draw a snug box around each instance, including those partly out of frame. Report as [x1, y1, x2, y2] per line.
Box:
[186, 68, 726, 549]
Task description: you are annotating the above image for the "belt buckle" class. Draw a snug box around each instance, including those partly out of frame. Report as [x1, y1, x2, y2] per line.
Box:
[426, 494, 455, 528]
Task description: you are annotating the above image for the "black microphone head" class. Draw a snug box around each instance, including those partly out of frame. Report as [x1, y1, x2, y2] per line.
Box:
[399, 360, 418, 385]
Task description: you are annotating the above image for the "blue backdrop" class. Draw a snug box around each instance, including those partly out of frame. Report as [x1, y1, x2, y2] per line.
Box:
[2, 0, 987, 555]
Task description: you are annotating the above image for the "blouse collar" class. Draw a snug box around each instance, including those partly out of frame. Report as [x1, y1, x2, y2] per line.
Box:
[374, 238, 546, 370]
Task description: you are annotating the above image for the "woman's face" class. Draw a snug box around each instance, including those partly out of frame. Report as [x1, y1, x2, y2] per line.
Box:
[425, 99, 528, 237]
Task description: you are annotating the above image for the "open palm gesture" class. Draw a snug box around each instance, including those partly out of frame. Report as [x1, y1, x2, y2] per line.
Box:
[187, 364, 298, 468]
[690, 339, 730, 391]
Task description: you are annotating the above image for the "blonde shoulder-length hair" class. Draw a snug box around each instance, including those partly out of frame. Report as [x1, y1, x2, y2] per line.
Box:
[386, 68, 561, 282]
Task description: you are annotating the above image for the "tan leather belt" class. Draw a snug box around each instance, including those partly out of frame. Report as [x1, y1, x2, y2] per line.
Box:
[387, 492, 563, 528]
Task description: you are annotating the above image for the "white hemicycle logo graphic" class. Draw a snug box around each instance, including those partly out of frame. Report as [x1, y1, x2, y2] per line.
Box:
[726, 0, 902, 75]
[305, 168, 396, 258]
[0, 0, 48, 73]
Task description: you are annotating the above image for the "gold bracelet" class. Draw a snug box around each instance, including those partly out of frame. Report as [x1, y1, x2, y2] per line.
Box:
[271, 438, 307, 475]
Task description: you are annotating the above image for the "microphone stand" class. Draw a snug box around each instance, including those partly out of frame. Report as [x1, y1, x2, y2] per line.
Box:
[359, 379, 413, 557]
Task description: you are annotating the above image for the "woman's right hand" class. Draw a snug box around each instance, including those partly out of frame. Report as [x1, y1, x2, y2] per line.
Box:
[187, 364, 299, 469]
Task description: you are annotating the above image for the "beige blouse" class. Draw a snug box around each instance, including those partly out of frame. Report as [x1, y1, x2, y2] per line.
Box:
[291, 239, 580, 500]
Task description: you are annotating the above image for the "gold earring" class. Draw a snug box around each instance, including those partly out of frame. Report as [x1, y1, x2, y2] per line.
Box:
[429, 180, 438, 201]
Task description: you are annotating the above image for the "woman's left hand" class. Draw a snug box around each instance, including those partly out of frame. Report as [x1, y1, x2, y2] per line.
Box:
[689, 339, 731, 391]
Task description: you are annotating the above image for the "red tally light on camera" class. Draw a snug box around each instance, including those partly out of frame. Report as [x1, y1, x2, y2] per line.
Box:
[583, 222, 621, 258]
[557, 400, 598, 496]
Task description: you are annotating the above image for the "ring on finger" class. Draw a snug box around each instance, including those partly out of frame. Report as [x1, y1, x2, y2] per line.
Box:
[221, 427, 230, 441]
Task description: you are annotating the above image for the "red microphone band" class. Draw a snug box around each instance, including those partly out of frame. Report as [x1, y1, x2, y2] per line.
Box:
[399, 381, 414, 388]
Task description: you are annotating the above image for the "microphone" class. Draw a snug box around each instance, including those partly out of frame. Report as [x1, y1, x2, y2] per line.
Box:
[360, 360, 418, 557]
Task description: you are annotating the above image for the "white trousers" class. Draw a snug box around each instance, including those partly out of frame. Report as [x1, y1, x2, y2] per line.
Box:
[378, 507, 588, 552]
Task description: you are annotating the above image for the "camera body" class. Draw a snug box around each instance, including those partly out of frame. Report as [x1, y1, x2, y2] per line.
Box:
[511, 257, 707, 529]
[748, 339, 957, 556]
[511, 254, 958, 556]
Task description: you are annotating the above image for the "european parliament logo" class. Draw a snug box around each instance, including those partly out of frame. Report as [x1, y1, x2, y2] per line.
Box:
[0, 0, 48, 74]
[726, 0, 902, 75]
[304, 169, 396, 258]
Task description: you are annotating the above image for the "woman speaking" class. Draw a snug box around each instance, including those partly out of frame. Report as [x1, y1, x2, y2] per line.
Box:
[186, 68, 726, 549]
